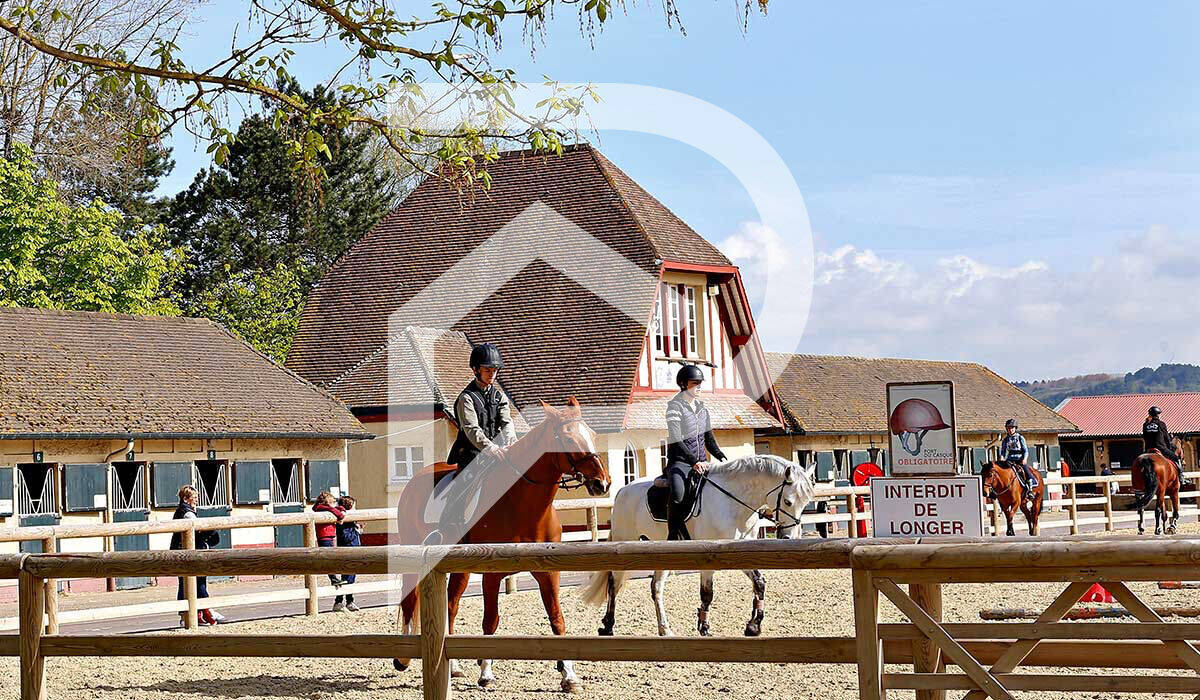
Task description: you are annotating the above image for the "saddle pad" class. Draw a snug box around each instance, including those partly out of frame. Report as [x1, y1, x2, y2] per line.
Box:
[646, 477, 705, 523]
[422, 469, 482, 525]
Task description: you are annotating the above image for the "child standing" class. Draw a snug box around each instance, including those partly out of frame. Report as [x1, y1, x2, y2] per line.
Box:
[334, 495, 362, 612]
[312, 491, 345, 607]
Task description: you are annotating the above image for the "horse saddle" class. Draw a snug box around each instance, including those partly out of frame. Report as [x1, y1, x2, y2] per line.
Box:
[646, 473, 705, 523]
[422, 466, 483, 526]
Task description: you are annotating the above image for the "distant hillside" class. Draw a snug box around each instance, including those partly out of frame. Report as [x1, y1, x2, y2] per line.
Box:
[1016, 364, 1200, 407]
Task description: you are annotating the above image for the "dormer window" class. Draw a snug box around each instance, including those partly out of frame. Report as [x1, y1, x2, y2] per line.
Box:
[653, 282, 703, 359]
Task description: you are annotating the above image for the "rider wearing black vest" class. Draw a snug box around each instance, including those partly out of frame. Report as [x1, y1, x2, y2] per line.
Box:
[435, 343, 516, 542]
[1143, 406, 1191, 488]
[664, 364, 726, 541]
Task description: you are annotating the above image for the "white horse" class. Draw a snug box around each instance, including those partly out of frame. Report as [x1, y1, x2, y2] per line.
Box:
[580, 454, 816, 637]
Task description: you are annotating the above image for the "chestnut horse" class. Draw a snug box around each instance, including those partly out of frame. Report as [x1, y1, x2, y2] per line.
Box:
[1130, 440, 1182, 535]
[980, 461, 1044, 536]
[392, 398, 610, 692]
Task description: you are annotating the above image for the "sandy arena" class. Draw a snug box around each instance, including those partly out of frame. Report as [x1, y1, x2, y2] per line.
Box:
[3, 525, 1198, 699]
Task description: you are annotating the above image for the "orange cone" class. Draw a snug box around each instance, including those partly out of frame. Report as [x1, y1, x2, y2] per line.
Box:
[1080, 583, 1115, 603]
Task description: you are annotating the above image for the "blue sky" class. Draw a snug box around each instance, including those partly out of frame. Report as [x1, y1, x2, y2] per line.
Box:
[162, 2, 1200, 380]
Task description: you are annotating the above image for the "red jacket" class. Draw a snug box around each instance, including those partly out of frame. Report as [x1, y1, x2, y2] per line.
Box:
[313, 502, 345, 541]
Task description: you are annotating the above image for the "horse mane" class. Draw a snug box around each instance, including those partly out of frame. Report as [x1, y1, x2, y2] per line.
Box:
[709, 454, 796, 480]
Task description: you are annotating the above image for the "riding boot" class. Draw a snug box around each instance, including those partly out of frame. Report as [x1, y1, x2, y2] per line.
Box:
[431, 464, 480, 545]
[1178, 464, 1193, 490]
[666, 505, 691, 541]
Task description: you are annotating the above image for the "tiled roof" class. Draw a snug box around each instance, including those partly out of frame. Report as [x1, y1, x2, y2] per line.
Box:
[287, 144, 741, 432]
[1057, 392, 1200, 438]
[624, 392, 782, 431]
[0, 307, 370, 439]
[326, 327, 529, 431]
[765, 353, 1079, 435]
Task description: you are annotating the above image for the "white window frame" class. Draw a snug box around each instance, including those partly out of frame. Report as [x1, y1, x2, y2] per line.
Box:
[623, 445, 639, 485]
[652, 298, 663, 353]
[392, 446, 424, 482]
[667, 285, 681, 354]
[685, 286, 698, 356]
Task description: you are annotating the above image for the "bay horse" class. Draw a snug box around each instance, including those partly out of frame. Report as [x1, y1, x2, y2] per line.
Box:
[1130, 439, 1183, 535]
[580, 455, 815, 637]
[980, 461, 1044, 536]
[392, 397, 610, 692]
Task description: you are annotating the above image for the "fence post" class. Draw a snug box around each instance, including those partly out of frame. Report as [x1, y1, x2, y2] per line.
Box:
[1103, 478, 1115, 531]
[19, 570, 47, 700]
[304, 520, 319, 616]
[420, 570, 451, 700]
[910, 582, 944, 700]
[852, 569, 882, 700]
[846, 494, 859, 539]
[182, 527, 198, 630]
[40, 536, 58, 635]
[1068, 483, 1079, 535]
[586, 506, 599, 542]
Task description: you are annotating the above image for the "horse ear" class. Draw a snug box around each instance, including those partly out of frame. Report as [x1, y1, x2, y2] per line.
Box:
[566, 396, 583, 418]
[539, 400, 558, 419]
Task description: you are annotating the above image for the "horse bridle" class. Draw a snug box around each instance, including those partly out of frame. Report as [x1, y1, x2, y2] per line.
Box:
[703, 470, 802, 537]
[504, 417, 601, 490]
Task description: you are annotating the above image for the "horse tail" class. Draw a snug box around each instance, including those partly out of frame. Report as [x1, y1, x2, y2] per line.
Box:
[1130, 456, 1158, 510]
[579, 569, 628, 607]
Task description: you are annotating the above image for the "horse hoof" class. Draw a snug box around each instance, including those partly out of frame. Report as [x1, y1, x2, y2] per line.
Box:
[478, 677, 495, 688]
[658, 627, 673, 637]
[1138, 528, 1145, 535]
[451, 669, 467, 679]
[744, 623, 761, 637]
[697, 624, 711, 637]
[562, 679, 583, 694]
[597, 626, 613, 636]
[393, 659, 408, 672]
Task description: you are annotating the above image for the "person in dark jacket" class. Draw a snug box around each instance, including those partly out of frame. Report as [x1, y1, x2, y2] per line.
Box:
[1143, 406, 1192, 488]
[170, 485, 222, 627]
[664, 364, 727, 541]
[333, 495, 362, 612]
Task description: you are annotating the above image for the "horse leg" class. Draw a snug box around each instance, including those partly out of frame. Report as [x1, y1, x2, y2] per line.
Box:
[1138, 506, 1145, 535]
[1156, 492, 1165, 535]
[598, 572, 617, 636]
[477, 572, 504, 688]
[651, 570, 672, 636]
[392, 578, 419, 671]
[531, 570, 581, 694]
[1170, 487, 1181, 534]
[1004, 504, 1016, 537]
[742, 569, 766, 637]
[697, 570, 714, 637]
[446, 572, 471, 679]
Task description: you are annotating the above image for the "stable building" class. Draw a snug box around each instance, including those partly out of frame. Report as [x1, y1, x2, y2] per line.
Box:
[0, 307, 369, 589]
[761, 354, 1079, 481]
[1056, 392, 1200, 477]
[287, 145, 784, 524]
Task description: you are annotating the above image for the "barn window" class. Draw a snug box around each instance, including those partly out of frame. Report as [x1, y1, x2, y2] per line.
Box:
[64, 463, 108, 512]
[306, 460, 342, 500]
[0, 466, 13, 517]
[193, 461, 229, 508]
[393, 446, 424, 482]
[622, 445, 639, 485]
[685, 287, 699, 355]
[153, 461, 195, 507]
[667, 285, 681, 354]
[232, 461, 270, 505]
[110, 462, 149, 511]
[17, 463, 58, 516]
[271, 459, 302, 504]
[652, 298, 663, 353]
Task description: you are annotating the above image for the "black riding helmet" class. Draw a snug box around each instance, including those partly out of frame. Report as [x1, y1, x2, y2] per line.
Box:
[1005, 418, 1018, 429]
[1149, 405, 1162, 417]
[676, 364, 705, 390]
[469, 343, 504, 369]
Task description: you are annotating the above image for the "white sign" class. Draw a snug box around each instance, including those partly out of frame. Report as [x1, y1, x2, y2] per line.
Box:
[0, 499, 12, 513]
[887, 381, 958, 475]
[93, 494, 107, 509]
[870, 476, 984, 537]
[258, 488, 270, 502]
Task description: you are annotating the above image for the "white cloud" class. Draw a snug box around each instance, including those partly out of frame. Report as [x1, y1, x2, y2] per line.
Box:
[727, 228, 1200, 381]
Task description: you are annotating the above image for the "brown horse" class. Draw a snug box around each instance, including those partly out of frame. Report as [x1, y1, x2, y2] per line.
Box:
[1130, 439, 1182, 535]
[392, 397, 610, 692]
[980, 461, 1044, 536]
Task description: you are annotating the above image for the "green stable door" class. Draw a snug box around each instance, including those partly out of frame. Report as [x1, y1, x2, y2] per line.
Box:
[113, 509, 152, 589]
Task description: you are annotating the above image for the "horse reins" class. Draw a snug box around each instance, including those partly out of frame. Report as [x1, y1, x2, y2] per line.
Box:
[501, 417, 599, 490]
[702, 472, 802, 534]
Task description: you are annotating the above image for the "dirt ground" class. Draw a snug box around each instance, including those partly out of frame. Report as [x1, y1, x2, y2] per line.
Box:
[3, 525, 1199, 699]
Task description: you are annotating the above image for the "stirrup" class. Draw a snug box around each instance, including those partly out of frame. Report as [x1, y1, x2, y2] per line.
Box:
[421, 530, 445, 547]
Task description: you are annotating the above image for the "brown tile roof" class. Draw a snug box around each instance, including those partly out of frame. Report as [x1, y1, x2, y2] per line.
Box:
[0, 307, 370, 439]
[765, 353, 1079, 436]
[624, 392, 782, 431]
[326, 326, 529, 431]
[287, 144, 739, 432]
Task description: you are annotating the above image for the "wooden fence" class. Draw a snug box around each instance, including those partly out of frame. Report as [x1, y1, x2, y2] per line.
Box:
[0, 497, 608, 632]
[3, 536, 1200, 700]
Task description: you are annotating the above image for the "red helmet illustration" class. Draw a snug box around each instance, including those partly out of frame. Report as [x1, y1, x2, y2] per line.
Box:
[890, 398, 951, 456]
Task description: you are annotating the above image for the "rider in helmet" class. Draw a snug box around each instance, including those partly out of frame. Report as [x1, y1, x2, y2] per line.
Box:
[663, 364, 726, 541]
[999, 419, 1037, 503]
[1143, 406, 1191, 489]
[435, 343, 517, 542]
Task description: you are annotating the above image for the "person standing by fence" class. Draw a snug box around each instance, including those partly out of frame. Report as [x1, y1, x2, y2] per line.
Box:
[312, 491, 346, 607]
[333, 495, 362, 612]
[170, 485, 223, 626]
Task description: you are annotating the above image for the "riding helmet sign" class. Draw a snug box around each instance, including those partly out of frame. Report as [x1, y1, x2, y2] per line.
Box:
[886, 381, 958, 475]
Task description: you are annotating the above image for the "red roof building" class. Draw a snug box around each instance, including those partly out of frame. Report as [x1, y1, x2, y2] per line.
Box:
[1056, 393, 1200, 476]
